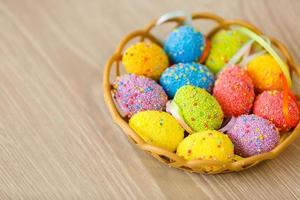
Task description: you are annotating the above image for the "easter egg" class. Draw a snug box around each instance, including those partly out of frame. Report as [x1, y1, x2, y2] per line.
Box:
[213, 65, 255, 117]
[122, 42, 169, 79]
[205, 30, 248, 73]
[253, 90, 300, 131]
[159, 62, 214, 98]
[227, 114, 279, 157]
[112, 74, 168, 118]
[129, 111, 184, 151]
[169, 85, 223, 132]
[177, 130, 234, 171]
[164, 25, 205, 63]
[247, 54, 283, 91]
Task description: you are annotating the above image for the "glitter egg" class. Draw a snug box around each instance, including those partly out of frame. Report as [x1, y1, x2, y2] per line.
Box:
[213, 65, 255, 117]
[112, 74, 168, 118]
[177, 130, 234, 171]
[172, 85, 224, 132]
[205, 30, 248, 73]
[253, 90, 300, 131]
[129, 111, 184, 151]
[227, 114, 280, 157]
[122, 42, 169, 79]
[159, 62, 214, 98]
[164, 25, 205, 64]
[247, 54, 283, 91]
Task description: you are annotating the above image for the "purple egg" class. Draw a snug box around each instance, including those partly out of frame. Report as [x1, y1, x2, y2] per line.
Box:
[112, 74, 168, 118]
[227, 114, 279, 157]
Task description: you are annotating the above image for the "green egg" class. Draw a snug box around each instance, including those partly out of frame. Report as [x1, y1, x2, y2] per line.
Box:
[173, 85, 224, 132]
[205, 30, 248, 73]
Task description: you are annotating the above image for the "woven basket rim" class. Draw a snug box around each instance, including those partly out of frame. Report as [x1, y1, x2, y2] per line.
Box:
[103, 12, 300, 174]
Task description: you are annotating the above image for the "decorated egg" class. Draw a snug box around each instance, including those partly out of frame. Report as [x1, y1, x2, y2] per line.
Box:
[177, 130, 234, 172]
[168, 85, 224, 133]
[247, 54, 283, 91]
[122, 42, 169, 79]
[159, 62, 214, 98]
[253, 90, 300, 131]
[213, 65, 255, 117]
[112, 74, 168, 117]
[227, 114, 279, 157]
[205, 30, 248, 73]
[129, 111, 184, 151]
[164, 25, 205, 63]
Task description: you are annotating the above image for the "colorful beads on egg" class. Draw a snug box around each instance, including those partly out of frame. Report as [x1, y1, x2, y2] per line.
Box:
[227, 114, 279, 157]
[253, 90, 300, 131]
[206, 30, 248, 73]
[112, 74, 168, 118]
[159, 62, 214, 98]
[177, 130, 234, 171]
[164, 25, 205, 63]
[129, 111, 184, 151]
[122, 42, 169, 79]
[173, 85, 224, 132]
[213, 65, 255, 117]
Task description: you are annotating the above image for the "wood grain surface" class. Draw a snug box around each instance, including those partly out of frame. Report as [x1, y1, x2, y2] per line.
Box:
[1, 0, 300, 199]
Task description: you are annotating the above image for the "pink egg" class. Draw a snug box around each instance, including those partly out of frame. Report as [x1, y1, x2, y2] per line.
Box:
[253, 90, 300, 131]
[213, 66, 255, 117]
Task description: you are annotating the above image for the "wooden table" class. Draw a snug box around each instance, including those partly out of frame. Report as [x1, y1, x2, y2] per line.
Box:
[1, 0, 300, 199]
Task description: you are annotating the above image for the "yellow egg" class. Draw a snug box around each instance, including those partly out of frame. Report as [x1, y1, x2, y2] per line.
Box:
[176, 130, 234, 171]
[122, 42, 169, 79]
[247, 54, 283, 91]
[129, 111, 184, 151]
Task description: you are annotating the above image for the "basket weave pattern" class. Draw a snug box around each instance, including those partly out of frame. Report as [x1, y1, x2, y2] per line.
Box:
[103, 12, 300, 174]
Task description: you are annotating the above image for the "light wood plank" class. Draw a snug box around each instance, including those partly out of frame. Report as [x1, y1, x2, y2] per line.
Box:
[0, 0, 300, 199]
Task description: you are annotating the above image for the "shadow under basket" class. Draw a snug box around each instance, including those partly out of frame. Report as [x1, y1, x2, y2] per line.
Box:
[103, 12, 300, 174]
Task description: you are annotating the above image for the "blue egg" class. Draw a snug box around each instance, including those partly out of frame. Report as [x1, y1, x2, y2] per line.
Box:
[159, 62, 214, 98]
[164, 25, 205, 64]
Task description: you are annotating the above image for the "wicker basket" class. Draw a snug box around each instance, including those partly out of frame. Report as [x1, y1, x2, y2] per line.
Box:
[103, 12, 300, 174]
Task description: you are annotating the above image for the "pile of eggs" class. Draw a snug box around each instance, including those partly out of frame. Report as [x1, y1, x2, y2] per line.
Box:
[111, 25, 300, 170]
